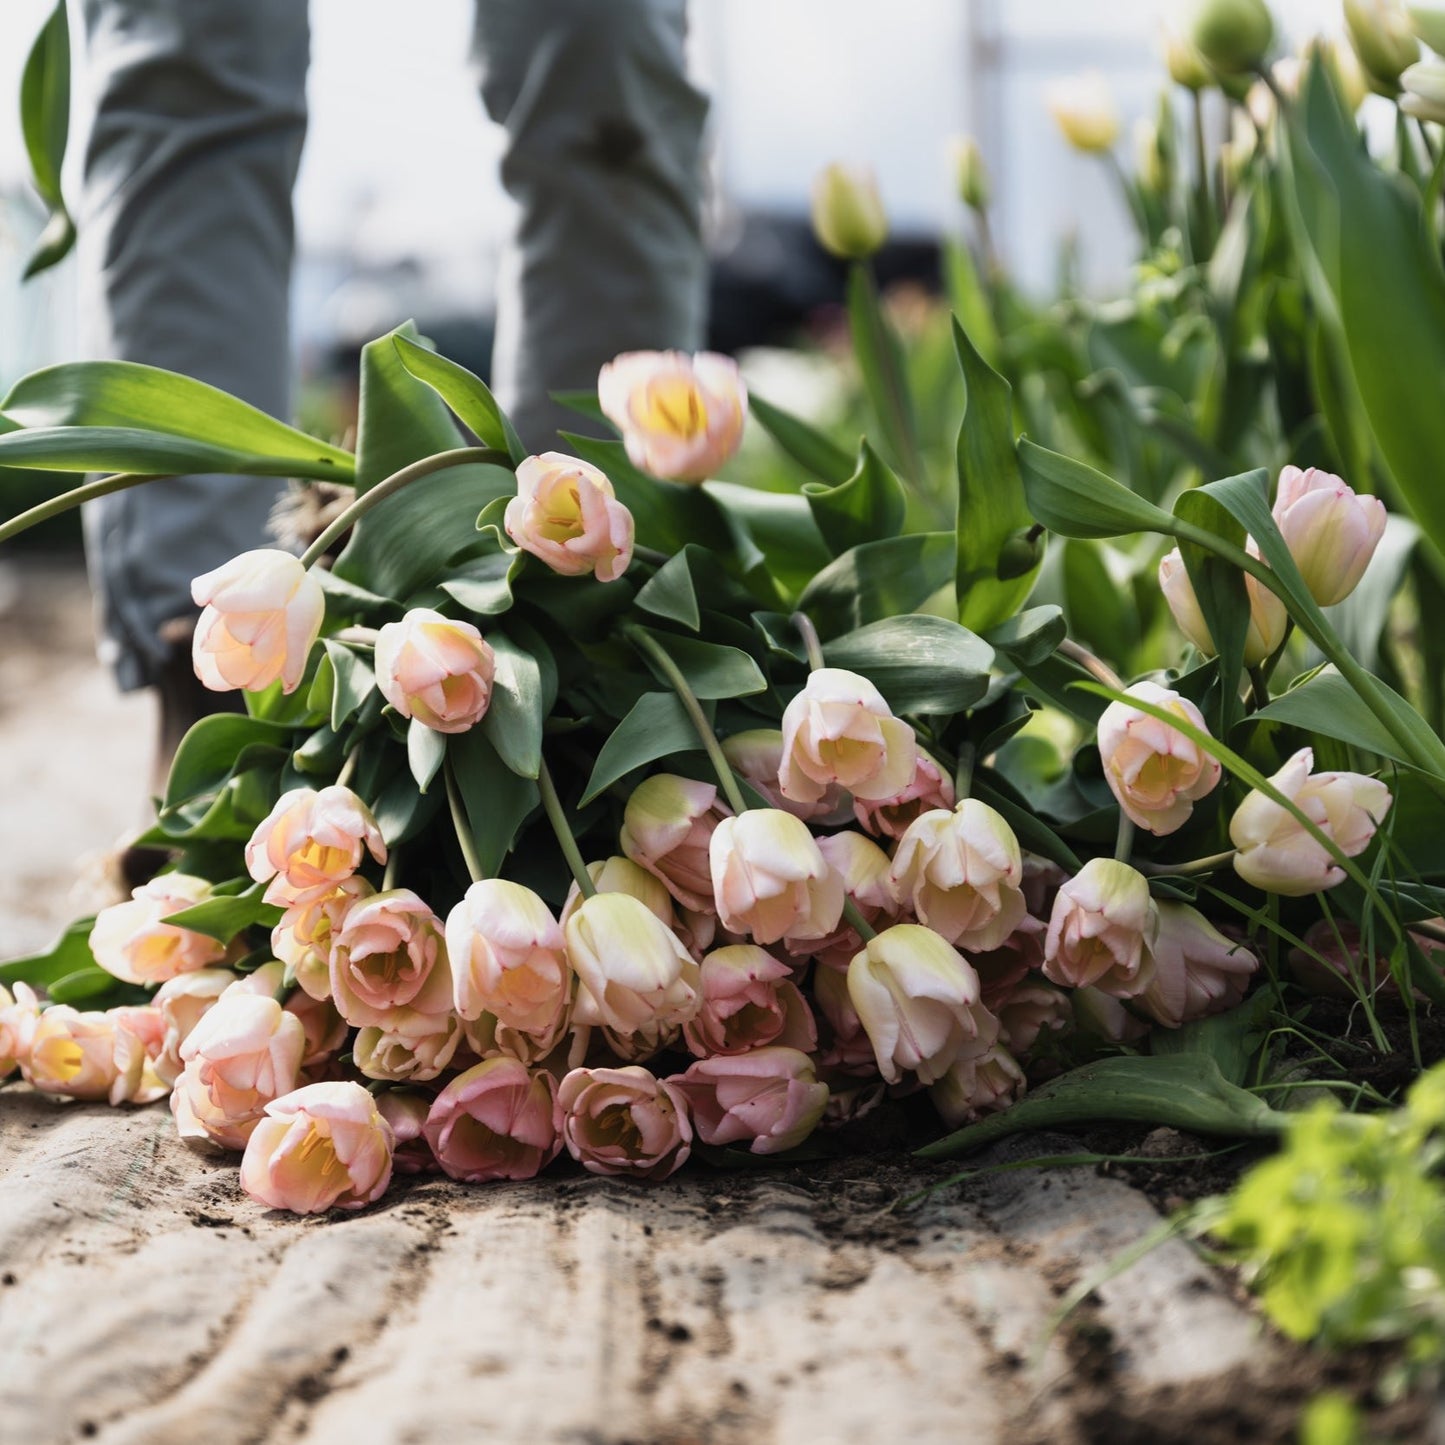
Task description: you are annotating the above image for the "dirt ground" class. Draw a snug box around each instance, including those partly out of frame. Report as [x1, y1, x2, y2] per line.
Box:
[1, 555, 1440, 1444]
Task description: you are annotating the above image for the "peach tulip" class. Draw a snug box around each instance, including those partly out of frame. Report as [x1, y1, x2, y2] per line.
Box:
[1272, 465, 1386, 607]
[671, 1047, 829, 1155]
[557, 1065, 692, 1180]
[245, 786, 386, 906]
[682, 945, 816, 1057]
[930, 1044, 1026, 1128]
[619, 774, 729, 911]
[328, 888, 451, 1028]
[1157, 546, 1288, 666]
[374, 607, 495, 733]
[852, 750, 955, 840]
[271, 876, 375, 1000]
[1141, 902, 1258, 1028]
[88, 872, 228, 985]
[504, 452, 633, 581]
[423, 1056, 562, 1183]
[353, 1008, 462, 1083]
[722, 728, 848, 823]
[1042, 859, 1158, 998]
[778, 668, 917, 806]
[152, 968, 235, 1085]
[709, 809, 844, 946]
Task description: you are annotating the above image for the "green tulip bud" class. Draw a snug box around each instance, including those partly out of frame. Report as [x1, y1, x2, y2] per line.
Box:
[949, 137, 991, 212]
[1344, 0, 1421, 94]
[811, 163, 888, 260]
[1162, 25, 1215, 90]
[1189, 0, 1275, 75]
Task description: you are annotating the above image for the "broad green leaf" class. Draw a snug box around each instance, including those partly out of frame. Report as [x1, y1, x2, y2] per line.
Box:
[984, 606, 1066, 667]
[482, 632, 546, 778]
[450, 728, 539, 874]
[408, 718, 447, 793]
[634, 549, 702, 629]
[46, 967, 145, 1009]
[633, 627, 766, 700]
[1017, 437, 1179, 540]
[917, 1055, 1288, 1160]
[0, 426, 338, 481]
[747, 393, 853, 485]
[368, 763, 441, 849]
[822, 616, 994, 714]
[436, 548, 522, 617]
[942, 239, 1000, 367]
[163, 715, 294, 810]
[393, 333, 526, 465]
[1059, 538, 1140, 665]
[315, 568, 398, 619]
[2, 362, 354, 476]
[953, 317, 1038, 629]
[797, 531, 955, 640]
[324, 640, 376, 732]
[1249, 668, 1411, 766]
[19, 0, 73, 278]
[582, 692, 703, 805]
[549, 389, 613, 430]
[0, 916, 95, 990]
[703, 480, 833, 602]
[846, 263, 921, 482]
[803, 440, 907, 556]
[164, 882, 282, 945]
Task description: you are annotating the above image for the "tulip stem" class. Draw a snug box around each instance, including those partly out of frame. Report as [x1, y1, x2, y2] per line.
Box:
[1139, 848, 1236, 878]
[632, 544, 670, 568]
[538, 755, 596, 898]
[621, 623, 749, 815]
[444, 756, 484, 884]
[382, 848, 400, 892]
[791, 611, 825, 671]
[843, 898, 878, 943]
[0, 471, 166, 546]
[1057, 638, 1126, 693]
[298, 446, 509, 569]
[954, 743, 976, 803]
[335, 747, 361, 791]
[1113, 813, 1135, 864]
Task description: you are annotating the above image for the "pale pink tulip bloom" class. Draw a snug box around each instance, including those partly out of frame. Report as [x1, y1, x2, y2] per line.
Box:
[22, 1000, 164, 1105]
[240, 1081, 393, 1213]
[1042, 858, 1158, 998]
[779, 667, 917, 806]
[709, 809, 845, 946]
[423, 1056, 562, 1183]
[1273, 464, 1386, 607]
[853, 751, 955, 840]
[88, 872, 229, 985]
[1158, 546, 1287, 665]
[994, 980, 1073, 1054]
[1141, 902, 1258, 1028]
[598, 350, 746, 483]
[504, 452, 633, 581]
[374, 607, 495, 733]
[191, 547, 324, 695]
[557, 1065, 692, 1180]
[328, 889, 451, 1029]
[1229, 748, 1391, 896]
[682, 945, 816, 1057]
[671, 1047, 829, 1155]
[930, 1043, 1026, 1128]
[722, 728, 848, 823]
[150, 969, 235, 1085]
[271, 876, 375, 999]
[619, 774, 729, 911]
[353, 1008, 463, 1083]
[561, 856, 676, 932]
[245, 786, 386, 906]
[811, 963, 883, 1076]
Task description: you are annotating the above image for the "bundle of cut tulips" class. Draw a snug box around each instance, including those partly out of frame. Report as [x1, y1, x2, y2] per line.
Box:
[0, 282, 1432, 1215]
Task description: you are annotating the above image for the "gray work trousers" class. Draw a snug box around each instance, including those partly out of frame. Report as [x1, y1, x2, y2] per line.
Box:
[79, 0, 708, 691]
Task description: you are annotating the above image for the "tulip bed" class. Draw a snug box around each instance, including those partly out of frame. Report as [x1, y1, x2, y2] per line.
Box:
[6, 16, 1445, 1386]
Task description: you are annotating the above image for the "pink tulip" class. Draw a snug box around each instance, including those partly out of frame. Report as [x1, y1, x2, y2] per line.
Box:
[191, 547, 324, 695]
[1042, 858, 1158, 997]
[671, 1048, 829, 1155]
[1273, 464, 1386, 607]
[1140, 902, 1258, 1028]
[561, 856, 677, 932]
[88, 872, 229, 985]
[0, 983, 37, 1080]
[1230, 748, 1391, 896]
[847, 923, 986, 1085]
[374, 1090, 439, 1174]
[328, 888, 451, 1028]
[852, 750, 955, 840]
[445, 878, 570, 1038]
[930, 1044, 1026, 1128]
[597, 350, 747, 483]
[722, 728, 849, 823]
[1097, 682, 1222, 835]
[778, 667, 918, 807]
[810, 963, 883, 1076]
[271, 876, 375, 999]
[374, 607, 495, 734]
[557, 1065, 693, 1180]
[803, 830, 901, 967]
[619, 774, 729, 911]
[423, 1056, 562, 1183]
[890, 800, 1028, 952]
[994, 980, 1073, 1053]
[682, 945, 816, 1056]
[240, 1081, 394, 1213]
[353, 1008, 463, 1083]
[152, 968, 235, 1085]
[245, 786, 386, 906]
[709, 809, 845, 946]
[504, 452, 633, 581]
[22, 1001, 165, 1105]
[1158, 546, 1287, 666]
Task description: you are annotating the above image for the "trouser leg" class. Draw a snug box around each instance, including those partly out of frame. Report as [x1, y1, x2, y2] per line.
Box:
[78, 0, 309, 691]
[471, 0, 709, 450]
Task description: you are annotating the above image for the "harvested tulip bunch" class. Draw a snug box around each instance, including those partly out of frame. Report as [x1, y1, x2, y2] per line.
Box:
[0, 302, 1433, 1217]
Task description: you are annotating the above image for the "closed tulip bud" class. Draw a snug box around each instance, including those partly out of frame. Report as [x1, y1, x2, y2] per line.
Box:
[1346, 0, 1420, 91]
[190, 547, 324, 695]
[994, 980, 1073, 1054]
[1410, 2, 1445, 55]
[1097, 681, 1222, 835]
[1048, 72, 1122, 153]
[373, 608, 494, 734]
[779, 667, 917, 806]
[558, 1065, 692, 1179]
[1134, 117, 1166, 195]
[890, 800, 1028, 952]
[445, 879, 570, 1033]
[597, 351, 747, 483]
[1072, 985, 1151, 1043]
[1043, 858, 1158, 998]
[1272, 465, 1386, 606]
[327, 889, 450, 1028]
[811, 162, 888, 259]
[422, 1056, 562, 1183]
[271, 876, 374, 1000]
[240, 1081, 393, 1213]
[930, 1043, 1026, 1128]
[1286, 918, 1421, 999]
[89, 873, 228, 985]
[852, 750, 955, 840]
[1229, 747, 1391, 895]
[245, 786, 386, 906]
[682, 945, 816, 1057]
[709, 810, 845, 946]
[173, 991, 306, 1148]
[1163, 24, 1215, 89]
[671, 1047, 829, 1155]
[1157, 546, 1287, 665]
[809, 830, 899, 960]
[504, 453, 633, 582]
[374, 1090, 438, 1174]
[562, 856, 676, 931]
[1401, 57, 1445, 117]
[1189, 0, 1275, 75]
[565, 891, 701, 1035]
[1141, 902, 1258, 1028]
[722, 729, 846, 822]
[847, 924, 986, 1085]
[620, 774, 729, 911]
[353, 1008, 462, 1083]
[949, 136, 991, 210]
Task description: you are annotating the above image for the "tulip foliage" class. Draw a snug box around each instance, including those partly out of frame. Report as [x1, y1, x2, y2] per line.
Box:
[6, 35, 1445, 1232]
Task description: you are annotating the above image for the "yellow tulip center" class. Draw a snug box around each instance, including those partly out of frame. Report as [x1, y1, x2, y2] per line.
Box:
[641, 375, 708, 439]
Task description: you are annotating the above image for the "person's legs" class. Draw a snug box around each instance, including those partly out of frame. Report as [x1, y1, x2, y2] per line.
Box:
[78, 0, 309, 738]
[471, 0, 709, 449]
